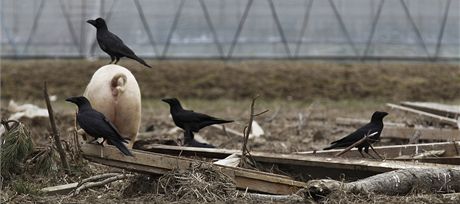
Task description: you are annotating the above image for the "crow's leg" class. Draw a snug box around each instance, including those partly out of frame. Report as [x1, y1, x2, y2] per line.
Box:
[109, 55, 115, 64]
[358, 147, 366, 158]
[369, 144, 384, 160]
[364, 146, 376, 159]
[114, 57, 120, 64]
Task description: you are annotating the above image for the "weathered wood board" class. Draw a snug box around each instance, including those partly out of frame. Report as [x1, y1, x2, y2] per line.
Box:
[400, 101, 460, 119]
[81, 144, 305, 195]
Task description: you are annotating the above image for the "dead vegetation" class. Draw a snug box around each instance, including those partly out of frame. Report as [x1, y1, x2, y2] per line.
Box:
[1, 60, 460, 203]
[2, 60, 460, 101]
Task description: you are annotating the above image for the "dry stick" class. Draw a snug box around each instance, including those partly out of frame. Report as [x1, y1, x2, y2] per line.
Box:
[73, 174, 134, 195]
[44, 81, 70, 174]
[240, 96, 268, 168]
[77, 173, 123, 187]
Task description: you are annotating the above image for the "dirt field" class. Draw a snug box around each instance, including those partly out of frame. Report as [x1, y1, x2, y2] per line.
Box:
[1, 59, 459, 203]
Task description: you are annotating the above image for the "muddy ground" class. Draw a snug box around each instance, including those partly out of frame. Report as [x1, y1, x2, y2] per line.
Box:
[1, 60, 459, 203]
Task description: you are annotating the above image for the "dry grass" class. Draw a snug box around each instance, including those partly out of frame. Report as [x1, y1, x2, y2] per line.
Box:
[2, 59, 460, 101]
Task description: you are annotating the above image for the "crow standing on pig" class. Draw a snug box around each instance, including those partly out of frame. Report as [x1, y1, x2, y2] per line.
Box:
[87, 17, 152, 68]
[162, 98, 233, 148]
[66, 96, 133, 156]
[323, 111, 388, 158]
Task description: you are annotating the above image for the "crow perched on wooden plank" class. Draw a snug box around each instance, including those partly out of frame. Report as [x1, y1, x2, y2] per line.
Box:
[323, 111, 388, 157]
[87, 18, 152, 68]
[66, 96, 133, 156]
[162, 98, 233, 147]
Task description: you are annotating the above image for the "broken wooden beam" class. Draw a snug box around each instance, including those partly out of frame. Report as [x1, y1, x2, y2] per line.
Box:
[131, 144, 459, 181]
[400, 101, 460, 119]
[297, 141, 460, 164]
[383, 126, 459, 141]
[81, 143, 305, 195]
[386, 103, 458, 127]
[41, 182, 78, 195]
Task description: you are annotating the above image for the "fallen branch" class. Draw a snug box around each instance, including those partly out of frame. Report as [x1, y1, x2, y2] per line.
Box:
[73, 173, 134, 195]
[245, 192, 303, 202]
[77, 173, 123, 187]
[240, 96, 268, 168]
[44, 82, 69, 174]
[306, 168, 460, 199]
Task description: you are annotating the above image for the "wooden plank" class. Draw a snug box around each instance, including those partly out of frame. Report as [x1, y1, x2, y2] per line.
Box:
[132, 144, 460, 181]
[383, 126, 459, 141]
[81, 144, 305, 195]
[392, 157, 460, 165]
[336, 117, 406, 127]
[135, 144, 240, 159]
[387, 103, 458, 127]
[400, 101, 460, 119]
[296, 141, 460, 159]
[41, 182, 78, 195]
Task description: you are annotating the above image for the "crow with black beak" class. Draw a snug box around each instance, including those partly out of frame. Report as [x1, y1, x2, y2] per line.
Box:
[324, 111, 388, 158]
[66, 96, 133, 156]
[87, 17, 151, 68]
[162, 98, 233, 148]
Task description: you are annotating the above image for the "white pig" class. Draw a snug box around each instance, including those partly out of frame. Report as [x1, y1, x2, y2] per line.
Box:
[83, 64, 141, 148]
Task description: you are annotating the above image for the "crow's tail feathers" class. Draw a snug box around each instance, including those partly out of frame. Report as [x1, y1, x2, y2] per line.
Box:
[211, 119, 234, 125]
[186, 139, 216, 148]
[127, 55, 152, 68]
[111, 139, 133, 156]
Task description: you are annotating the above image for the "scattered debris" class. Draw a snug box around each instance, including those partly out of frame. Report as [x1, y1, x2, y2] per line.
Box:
[387, 103, 458, 127]
[158, 163, 238, 203]
[213, 153, 240, 167]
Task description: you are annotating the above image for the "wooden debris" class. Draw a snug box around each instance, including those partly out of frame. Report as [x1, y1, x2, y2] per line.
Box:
[336, 117, 405, 127]
[400, 101, 460, 119]
[41, 182, 78, 195]
[245, 192, 303, 202]
[298, 142, 460, 165]
[306, 168, 460, 198]
[73, 173, 134, 196]
[387, 103, 458, 127]
[44, 81, 69, 174]
[336, 117, 459, 141]
[82, 143, 305, 195]
[133, 144, 460, 180]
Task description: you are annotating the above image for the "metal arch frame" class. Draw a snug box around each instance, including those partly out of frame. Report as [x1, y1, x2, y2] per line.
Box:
[295, 0, 314, 57]
[134, 0, 159, 57]
[362, 0, 385, 60]
[162, 0, 186, 58]
[23, 0, 45, 53]
[267, 0, 292, 58]
[399, 0, 431, 59]
[58, 0, 82, 55]
[199, 0, 225, 59]
[434, 0, 451, 60]
[2, 0, 459, 61]
[227, 0, 253, 59]
[327, 0, 359, 57]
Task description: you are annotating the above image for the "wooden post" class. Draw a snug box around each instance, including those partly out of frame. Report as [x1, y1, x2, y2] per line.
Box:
[44, 81, 69, 173]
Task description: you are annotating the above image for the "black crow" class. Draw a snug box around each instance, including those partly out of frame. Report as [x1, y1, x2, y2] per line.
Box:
[87, 17, 152, 68]
[323, 111, 388, 157]
[66, 96, 133, 156]
[162, 98, 233, 147]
